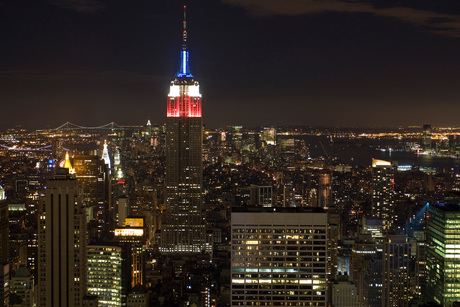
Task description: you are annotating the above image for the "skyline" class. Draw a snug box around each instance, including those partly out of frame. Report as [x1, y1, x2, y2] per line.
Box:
[2, 0, 460, 128]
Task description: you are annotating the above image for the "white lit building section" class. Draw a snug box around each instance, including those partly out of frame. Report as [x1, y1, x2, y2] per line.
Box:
[87, 245, 122, 307]
[231, 208, 328, 306]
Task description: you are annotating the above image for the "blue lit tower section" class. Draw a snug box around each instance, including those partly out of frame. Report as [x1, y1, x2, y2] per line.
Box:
[161, 6, 205, 254]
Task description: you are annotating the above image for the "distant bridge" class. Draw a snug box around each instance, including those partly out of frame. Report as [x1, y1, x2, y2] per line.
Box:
[53, 121, 124, 131]
[0, 144, 52, 151]
[34, 122, 126, 132]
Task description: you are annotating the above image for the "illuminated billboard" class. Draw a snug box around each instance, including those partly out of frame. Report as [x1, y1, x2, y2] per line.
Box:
[114, 228, 144, 237]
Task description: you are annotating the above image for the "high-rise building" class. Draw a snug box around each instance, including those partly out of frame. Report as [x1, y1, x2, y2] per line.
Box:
[73, 154, 111, 237]
[371, 159, 394, 231]
[250, 185, 273, 207]
[332, 278, 359, 307]
[318, 169, 332, 208]
[10, 265, 34, 307]
[426, 203, 460, 306]
[423, 124, 432, 151]
[0, 264, 9, 307]
[0, 185, 8, 264]
[231, 207, 328, 306]
[0, 185, 10, 307]
[382, 235, 412, 307]
[349, 234, 376, 305]
[87, 245, 122, 307]
[160, 6, 205, 254]
[37, 169, 87, 307]
[73, 155, 99, 209]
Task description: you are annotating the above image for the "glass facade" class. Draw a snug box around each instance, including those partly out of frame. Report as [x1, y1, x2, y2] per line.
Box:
[426, 203, 460, 306]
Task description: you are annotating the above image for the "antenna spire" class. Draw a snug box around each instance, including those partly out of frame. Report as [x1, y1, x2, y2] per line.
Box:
[176, 4, 193, 78]
[182, 5, 187, 50]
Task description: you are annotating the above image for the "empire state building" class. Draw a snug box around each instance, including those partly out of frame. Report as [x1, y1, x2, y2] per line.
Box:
[160, 6, 205, 254]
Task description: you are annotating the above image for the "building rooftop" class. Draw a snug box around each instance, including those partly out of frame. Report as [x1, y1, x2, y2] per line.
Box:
[232, 206, 325, 213]
[430, 203, 460, 212]
[13, 265, 31, 278]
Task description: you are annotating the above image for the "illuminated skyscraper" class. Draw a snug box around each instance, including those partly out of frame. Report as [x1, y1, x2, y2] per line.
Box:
[371, 159, 394, 231]
[382, 235, 411, 307]
[102, 140, 111, 169]
[87, 245, 122, 307]
[426, 203, 460, 306]
[160, 6, 205, 254]
[231, 207, 328, 306]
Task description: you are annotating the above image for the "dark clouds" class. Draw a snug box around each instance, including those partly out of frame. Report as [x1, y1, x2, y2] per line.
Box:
[50, 0, 105, 12]
[224, 0, 460, 37]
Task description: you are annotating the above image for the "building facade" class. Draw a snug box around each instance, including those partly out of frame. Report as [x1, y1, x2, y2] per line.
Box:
[382, 235, 411, 307]
[87, 245, 123, 307]
[231, 207, 328, 306]
[37, 170, 87, 307]
[371, 159, 394, 231]
[426, 203, 460, 306]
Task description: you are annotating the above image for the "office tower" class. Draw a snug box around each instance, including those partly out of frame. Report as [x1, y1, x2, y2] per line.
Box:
[0, 185, 8, 264]
[10, 265, 34, 307]
[349, 234, 376, 306]
[0, 264, 9, 307]
[73, 154, 111, 236]
[382, 235, 411, 307]
[127, 285, 149, 307]
[426, 203, 460, 306]
[423, 124, 432, 151]
[117, 196, 129, 227]
[414, 237, 426, 300]
[73, 155, 99, 209]
[363, 218, 385, 252]
[37, 169, 87, 307]
[114, 217, 146, 289]
[318, 169, 332, 208]
[161, 6, 205, 254]
[327, 210, 340, 281]
[365, 254, 383, 307]
[231, 207, 328, 306]
[87, 245, 123, 307]
[250, 185, 273, 207]
[0, 185, 9, 307]
[261, 127, 276, 145]
[371, 159, 394, 231]
[332, 278, 359, 307]
[82, 296, 98, 307]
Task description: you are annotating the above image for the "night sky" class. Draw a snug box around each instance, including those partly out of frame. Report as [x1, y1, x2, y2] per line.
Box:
[1, 0, 460, 129]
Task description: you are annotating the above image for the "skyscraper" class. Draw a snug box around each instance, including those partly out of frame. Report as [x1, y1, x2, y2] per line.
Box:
[160, 6, 205, 254]
[371, 159, 394, 231]
[382, 235, 412, 307]
[87, 245, 122, 307]
[426, 203, 460, 306]
[231, 207, 328, 306]
[422, 124, 432, 151]
[37, 169, 87, 307]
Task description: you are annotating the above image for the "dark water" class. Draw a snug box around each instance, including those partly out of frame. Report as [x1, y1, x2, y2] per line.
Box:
[292, 135, 460, 169]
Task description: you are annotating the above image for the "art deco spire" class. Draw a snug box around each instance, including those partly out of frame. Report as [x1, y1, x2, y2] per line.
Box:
[64, 151, 75, 174]
[102, 140, 111, 169]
